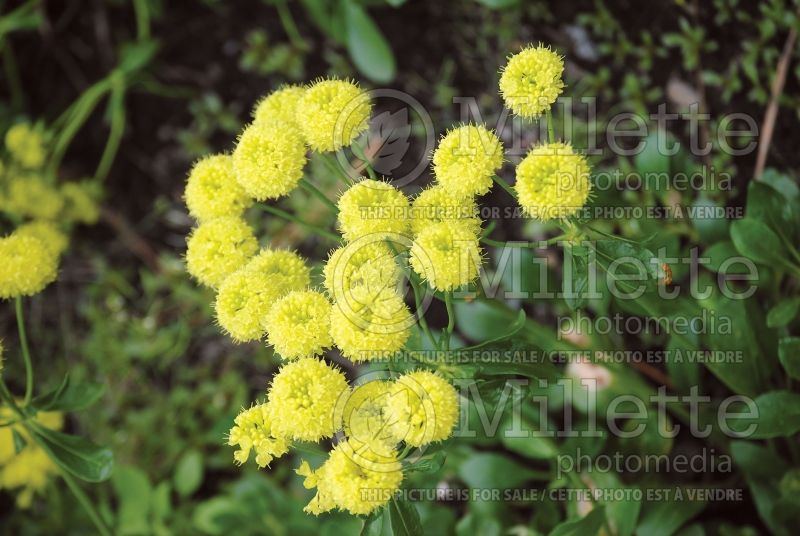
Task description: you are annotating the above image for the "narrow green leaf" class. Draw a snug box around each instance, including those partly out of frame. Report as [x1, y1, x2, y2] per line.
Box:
[730, 218, 789, 266]
[344, 0, 396, 83]
[548, 505, 607, 536]
[174, 449, 204, 497]
[33, 374, 105, 412]
[779, 338, 800, 380]
[768, 298, 800, 328]
[389, 497, 423, 536]
[729, 391, 800, 439]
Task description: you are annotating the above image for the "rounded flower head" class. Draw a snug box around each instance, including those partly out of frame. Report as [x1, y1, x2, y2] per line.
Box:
[432, 124, 504, 197]
[3, 177, 64, 220]
[296, 79, 371, 153]
[410, 221, 482, 291]
[215, 249, 310, 342]
[232, 120, 307, 200]
[337, 380, 397, 456]
[267, 358, 349, 441]
[0, 233, 58, 299]
[386, 370, 459, 447]
[330, 288, 413, 362]
[323, 239, 402, 301]
[60, 181, 100, 225]
[253, 85, 305, 129]
[185, 154, 252, 222]
[264, 290, 333, 359]
[337, 179, 410, 242]
[515, 142, 591, 221]
[227, 402, 290, 468]
[16, 221, 68, 258]
[5, 123, 45, 169]
[297, 440, 403, 516]
[410, 184, 481, 237]
[499, 44, 565, 118]
[185, 217, 258, 288]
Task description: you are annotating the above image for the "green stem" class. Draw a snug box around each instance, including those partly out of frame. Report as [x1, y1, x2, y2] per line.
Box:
[351, 143, 377, 180]
[409, 275, 438, 350]
[442, 292, 455, 351]
[274, 0, 305, 48]
[491, 174, 516, 199]
[480, 234, 569, 249]
[132, 0, 151, 40]
[60, 470, 113, 536]
[319, 153, 354, 187]
[15, 297, 33, 406]
[546, 109, 556, 144]
[93, 84, 126, 182]
[256, 204, 341, 243]
[299, 178, 338, 213]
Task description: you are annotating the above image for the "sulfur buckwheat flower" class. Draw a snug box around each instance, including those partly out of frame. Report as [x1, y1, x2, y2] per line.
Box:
[227, 402, 290, 468]
[338, 380, 397, 455]
[329, 288, 412, 361]
[337, 179, 410, 242]
[410, 221, 482, 291]
[386, 370, 459, 447]
[16, 221, 68, 258]
[215, 249, 310, 342]
[410, 184, 481, 237]
[60, 181, 100, 225]
[185, 154, 253, 222]
[264, 290, 333, 359]
[4, 177, 64, 220]
[267, 358, 349, 441]
[253, 85, 306, 130]
[323, 239, 402, 301]
[0, 407, 63, 508]
[5, 123, 45, 169]
[499, 44, 565, 118]
[297, 439, 403, 516]
[432, 124, 504, 197]
[0, 232, 58, 299]
[296, 78, 371, 152]
[185, 217, 258, 288]
[232, 120, 307, 200]
[515, 142, 591, 221]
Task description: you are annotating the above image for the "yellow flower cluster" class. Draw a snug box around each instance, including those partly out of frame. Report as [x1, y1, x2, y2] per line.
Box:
[0, 406, 63, 508]
[515, 142, 591, 221]
[499, 44, 565, 118]
[0, 122, 101, 299]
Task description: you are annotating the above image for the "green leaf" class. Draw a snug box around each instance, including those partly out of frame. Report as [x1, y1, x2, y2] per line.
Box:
[192, 497, 246, 535]
[360, 508, 391, 536]
[33, 374, 105, 412]
[389, 497, 423, 536]
[344, 0, 396, 83]
[635, 130, 670, 178]
[729, 391, 800, 438]
[459, 309, 526, 351]
[474, 0, 520, 9]
[174, 449, 204, 497]
[635, 495, 705, 536]
[12, 429, 27, 453]
[458, 452, 544, 489]
[594, 239, 665, 295]
[564, 244, 589, 310]
[731, 441, 791, 536]
[779, 337, 800, 379]
[548, 505, 606, 536]
[112, 465, 153, 535]
[702, 241, 753, 274]
[730, 218, 789, 266]
[692, 196, 729, 243]
[768, 298, 800, 328]
[33, 427, 113, 482]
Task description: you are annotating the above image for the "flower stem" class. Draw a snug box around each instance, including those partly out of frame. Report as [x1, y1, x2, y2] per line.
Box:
[351, 142, 377, 180]
[319, 153, 354, 187]
[442, 292, 455, 351]
[256, 204, 341, 243]
[546, 109, 556, 144]
[491, 174, 516, 199]
[15, 297, 34, 406]
[60, 470, 113, 536]
[299, 178, 339, 213]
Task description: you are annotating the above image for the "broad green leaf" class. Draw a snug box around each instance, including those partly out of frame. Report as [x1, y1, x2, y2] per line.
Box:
[112, 465, 152, 535]
[192, 497, 246, 535]
[344, 0, 396, 83]
[730, 218, 789, 266]
[635, 130, 670, 179]
[779, 337, 800, 379]
[729, 390, 800, 438]
[174, 449, 204, 497]
[768, 298, 800, 328]
[549, 505, 606, 536]
[692, 196, 729, 243]
[731, 441, 791, 536]
[702, 241, 753, 274]
[635, 493, 705, 536]
[33, 427, 113, 482]
[459, 309, 526, 351]
[389, 497, 423, 536]
[563, 244, 589, 310]
[33, 374, 105, 412]
[458, 452, 544, 489]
